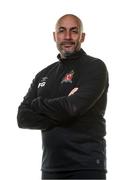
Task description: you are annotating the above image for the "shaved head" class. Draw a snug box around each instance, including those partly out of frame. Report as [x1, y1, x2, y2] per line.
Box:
[55, 14, 83, 33]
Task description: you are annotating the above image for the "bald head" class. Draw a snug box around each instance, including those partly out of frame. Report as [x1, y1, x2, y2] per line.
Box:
[55, 14, 83, 33]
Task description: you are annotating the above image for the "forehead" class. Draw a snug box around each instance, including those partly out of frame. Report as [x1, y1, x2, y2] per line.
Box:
[56, 16, 80, 29]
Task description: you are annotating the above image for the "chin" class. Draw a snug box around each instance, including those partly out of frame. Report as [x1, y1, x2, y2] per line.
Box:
[63, 52, 73, 57]
[63, 49, 77, 57]
[63, 49, 74, 54]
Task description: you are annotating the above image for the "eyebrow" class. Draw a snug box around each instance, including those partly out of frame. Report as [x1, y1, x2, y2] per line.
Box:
[70, 27, 79, 31]
[58, 26, 79, 30]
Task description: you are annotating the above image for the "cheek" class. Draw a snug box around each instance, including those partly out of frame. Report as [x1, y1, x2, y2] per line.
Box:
[74, 37, 81, 44]
[56, 34, 65, 41]
[73, 35, 80, 40]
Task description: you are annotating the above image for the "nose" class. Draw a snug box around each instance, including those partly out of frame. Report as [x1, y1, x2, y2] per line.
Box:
[64, 31, 72, 40]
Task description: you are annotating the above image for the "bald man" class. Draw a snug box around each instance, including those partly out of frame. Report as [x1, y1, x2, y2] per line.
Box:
[17, 14, 109, 179]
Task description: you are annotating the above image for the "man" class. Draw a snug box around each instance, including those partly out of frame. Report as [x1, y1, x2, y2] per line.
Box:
[17, 14, 109, 179]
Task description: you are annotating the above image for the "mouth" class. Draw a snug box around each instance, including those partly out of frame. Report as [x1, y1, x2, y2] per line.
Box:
[61, 42, 75, 49]
[62, 42, 74, 45]
[64, 45, 73, 48]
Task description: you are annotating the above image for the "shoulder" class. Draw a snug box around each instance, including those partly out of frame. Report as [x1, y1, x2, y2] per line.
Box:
[34, 61, 59, 80]
[83, 53, 108, 73]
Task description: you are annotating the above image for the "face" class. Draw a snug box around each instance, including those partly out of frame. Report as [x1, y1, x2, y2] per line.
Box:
[53, 15, 85, 58]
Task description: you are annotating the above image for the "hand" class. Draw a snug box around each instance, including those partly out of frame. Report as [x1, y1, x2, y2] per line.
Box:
[68, 87, 78, 96]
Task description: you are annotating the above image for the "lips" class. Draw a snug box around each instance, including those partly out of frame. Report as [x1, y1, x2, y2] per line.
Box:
[61, 42, 75, 49]
[61, 42, 75, 46]
[64, 44, 73, 47]
[63, 44, 74, 50]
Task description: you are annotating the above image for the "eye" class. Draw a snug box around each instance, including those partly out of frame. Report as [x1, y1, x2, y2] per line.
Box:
[58, 28, 65, 33]
[59, 29, 64, 33]
[57, 27, 66, 33]
[70, 27, 79, 34]
[71, 29, 79, 33]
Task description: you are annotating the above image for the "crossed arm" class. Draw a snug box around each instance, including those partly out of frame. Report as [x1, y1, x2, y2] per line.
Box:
[17, 61, 108, 130]
[17, 84, 78, 130]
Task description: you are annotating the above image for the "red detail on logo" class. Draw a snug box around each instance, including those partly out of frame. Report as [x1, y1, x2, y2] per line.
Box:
[64, 74, 73, 81]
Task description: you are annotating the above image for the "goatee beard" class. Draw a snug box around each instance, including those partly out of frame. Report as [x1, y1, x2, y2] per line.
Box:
[62, 50, 79, 58]
[63, 51, 74, 58]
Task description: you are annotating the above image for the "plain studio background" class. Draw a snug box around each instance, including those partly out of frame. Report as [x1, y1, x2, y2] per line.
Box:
[0, 0, 119, 179]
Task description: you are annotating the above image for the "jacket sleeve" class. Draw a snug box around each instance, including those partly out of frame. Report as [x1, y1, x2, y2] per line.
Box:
[17, 74, 57, 130]
[17, 107, 56, 130]
[31, 61, 108, 124]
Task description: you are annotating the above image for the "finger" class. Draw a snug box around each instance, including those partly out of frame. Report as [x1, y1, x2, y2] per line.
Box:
[68, 87, 78, 96]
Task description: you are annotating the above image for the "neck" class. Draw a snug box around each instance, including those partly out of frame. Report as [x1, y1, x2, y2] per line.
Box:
[61, 49, 81, 59]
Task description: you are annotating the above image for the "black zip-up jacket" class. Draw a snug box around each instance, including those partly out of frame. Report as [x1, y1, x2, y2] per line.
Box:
[17, 49, 109, 172]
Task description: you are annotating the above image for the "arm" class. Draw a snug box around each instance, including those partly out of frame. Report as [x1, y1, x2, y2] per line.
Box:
[17, 74, 57, 130]
[17, 107, 57, 130]
[31, 61, 108, 124]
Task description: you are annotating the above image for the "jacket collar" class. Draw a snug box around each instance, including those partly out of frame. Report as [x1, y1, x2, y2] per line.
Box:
[57, 48, 86, 64]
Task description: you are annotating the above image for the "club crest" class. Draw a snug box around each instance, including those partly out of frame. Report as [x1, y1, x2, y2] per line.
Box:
[61, 70, 74, 84]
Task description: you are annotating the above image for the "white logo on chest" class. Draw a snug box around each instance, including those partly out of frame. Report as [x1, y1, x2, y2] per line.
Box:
[38, 76, 48, 88]
[38, 82, 46, 88]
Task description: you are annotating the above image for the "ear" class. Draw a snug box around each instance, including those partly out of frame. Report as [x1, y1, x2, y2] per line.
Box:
[53, 32, 56, 42]
[80, 33, 85, 43]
